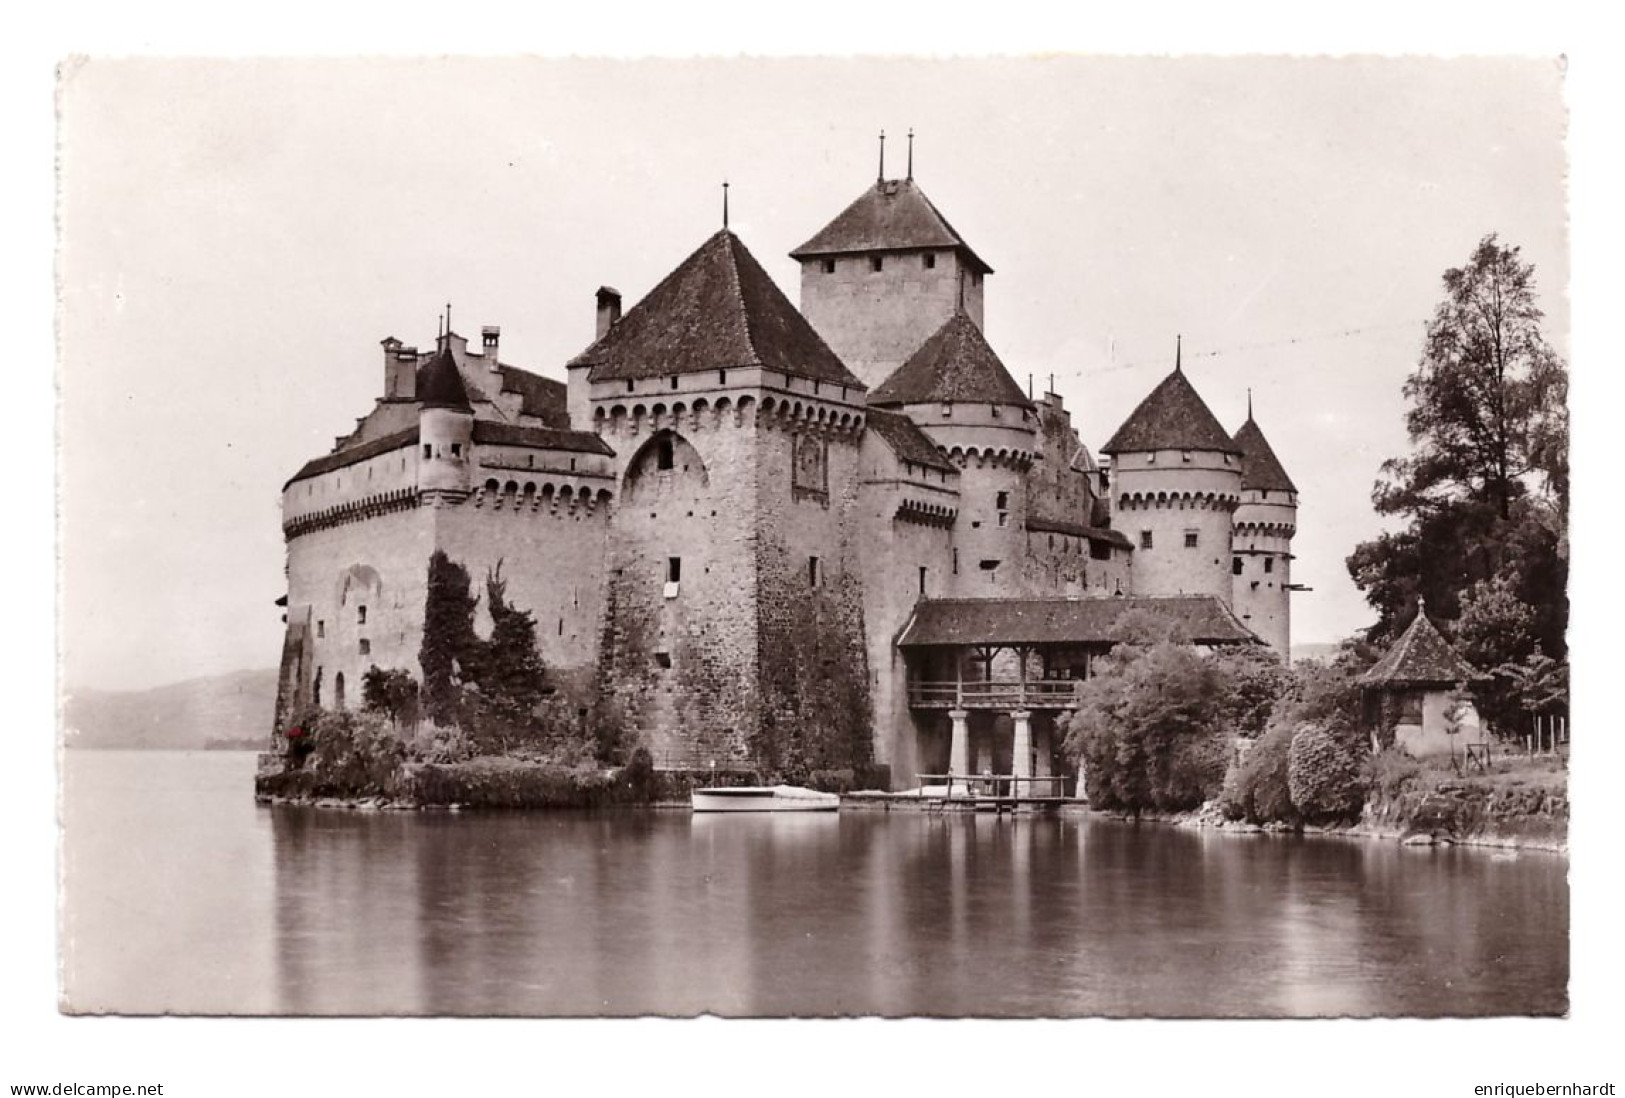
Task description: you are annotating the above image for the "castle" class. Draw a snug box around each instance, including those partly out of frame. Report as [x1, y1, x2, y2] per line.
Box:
[272, 157, 1300, 789]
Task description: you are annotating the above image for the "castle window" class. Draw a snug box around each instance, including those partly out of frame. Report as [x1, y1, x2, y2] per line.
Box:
[991, 405, 1001, 418]
[941, 402, 952, 418]
[316, 620, 325, 638]
[334, 672, 346, 711]
[667, 557, 682, 583]
[1140, 530, 1154, 550]
[423, 444, 433, 460]
[526, 454, 534, 468]
[450, 443, 462, 458]
[718, 369, 727, 385]
[979, 559, 1000, 583]
[870, 256, 883, 272]
[655, 652, 672, 669]
[1145, 453, 1156, 464]
[998, 512, 1009, 528]
[1182, 451, 1192, 463]
[1184, 530, 1199, 548]
[972, 271, 982, 286]
[570, 457, 577, 472]
[996, 491, 1009, 510]
[656, 438, 674, 470]
[822, 258, 836, 274]
[358, 638, 370, 656]
[313, 668, 323, 706]
[924, 253, 936, 270]
[357, 605, 367, 625]
[1264, 557, 1275, 574]
[952, 548, 960, 575]
[558, 618, 564, 636]
[808, 556, 821, 588]
[918, 566, 927, 595]
[1233, 557, 1244, 575]
[670, 376, 679, 390]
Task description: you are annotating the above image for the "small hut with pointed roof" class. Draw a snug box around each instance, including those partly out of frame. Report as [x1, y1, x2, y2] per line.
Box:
[1360, 599, 1490, 758]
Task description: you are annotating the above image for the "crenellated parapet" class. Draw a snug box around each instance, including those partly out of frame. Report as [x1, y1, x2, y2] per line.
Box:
[1116, 488, 1242, 513]
[471, 478, 615, 516]
[895, 498, 957, 528]
[591, 391, 867, 443]
[283, 488, 419, 541]
[1233, 518, 1296, 540]
[944, 443, 1036, 472]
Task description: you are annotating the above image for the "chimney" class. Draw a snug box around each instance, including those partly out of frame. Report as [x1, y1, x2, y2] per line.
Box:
[481, 326, 501, 360]
[595, 286, 622, 340]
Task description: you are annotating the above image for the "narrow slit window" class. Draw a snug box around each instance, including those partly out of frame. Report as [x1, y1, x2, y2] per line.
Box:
[870, 256, 883, 272]
[822, 258, 836, 274]
[667, 557, 682, 583]
[657, 438, 674, 470]
[423, 444, 433, 460]
[1264, 557, 1275, 574]
[1233, 557, 1244, 576]
[357, 605, 367, 625]
[918, 566, 927, 595]
[923, 253, 936, 270]
[808, 556, 821, 588]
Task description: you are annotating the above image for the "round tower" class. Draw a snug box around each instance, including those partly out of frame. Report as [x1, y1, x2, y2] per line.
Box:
[416, 344, 474, 502]
[869, 311, 1036, 596]
[1102, 346, 1243, 605]
[1230, 407, 1298, 657]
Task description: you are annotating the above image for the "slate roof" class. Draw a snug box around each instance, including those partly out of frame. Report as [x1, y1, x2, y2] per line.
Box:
[1101, 365, 1241, 456]
[569, 230, 864, 390]
[869, 311, 1033, 409]
[865, 408, 957, 473]
[791, 178, 992, 274]
[1023, 515, 1134, 551]
[1360, 603, 1488, 687]
[285, 426, 420, 488]
[496, 365, 569, 427]
[472, 420, 614, 456]
[897, 596, 1261, 647]
[1232, 416, 1297, 493]
[417, 345, 473, 412]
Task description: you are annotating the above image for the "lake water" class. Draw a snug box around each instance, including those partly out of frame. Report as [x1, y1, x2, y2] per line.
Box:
[60, 750, 1568, 1016]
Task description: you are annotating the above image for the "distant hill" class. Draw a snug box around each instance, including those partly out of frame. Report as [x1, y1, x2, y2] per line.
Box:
[63, 668, 278, 750]
[1291, 642, 1342, 665]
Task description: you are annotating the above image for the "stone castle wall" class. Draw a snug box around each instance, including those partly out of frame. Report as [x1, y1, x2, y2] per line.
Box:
[1111, 449, 1241, 604]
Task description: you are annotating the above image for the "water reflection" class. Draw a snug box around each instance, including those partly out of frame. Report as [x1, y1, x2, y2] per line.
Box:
[62, 753, 1568, 1016]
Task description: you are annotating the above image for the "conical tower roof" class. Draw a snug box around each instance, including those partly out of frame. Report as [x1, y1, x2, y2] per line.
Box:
[869, 311, 1033, 409]
[570, 230, 864, 389]
[790, 178, 992, 274]
[416, 344, 472, 412]
[1101, 361, 1240, 456]
[1232, 415, 1297, 493]
[1360, 600, 1487, 687]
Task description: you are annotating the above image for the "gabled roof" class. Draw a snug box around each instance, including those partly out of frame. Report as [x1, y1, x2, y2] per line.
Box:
[1360, 603, 1488, 687]
[869, 311, 1033, 409]
[416, 345, 472, 412]
[897, 596, 1260, 648]
[865, 408, 957, 473]
[496, 365, 569, 427]
[790, 178, 992, 274]
[472, 421, 613, 456]
[569, 230, 864, 390]
[1233, 416, 1297, 493]
[1101, 365, 1240, 456]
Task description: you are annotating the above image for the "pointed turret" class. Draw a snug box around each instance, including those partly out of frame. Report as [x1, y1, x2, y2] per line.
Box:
[792, 170, 992, 389]
[1101, 361, 1241, 457]
[1230, 406, 1298, 658]
[870, 311, 1032, 410]
[1103, 350, 1243, 609]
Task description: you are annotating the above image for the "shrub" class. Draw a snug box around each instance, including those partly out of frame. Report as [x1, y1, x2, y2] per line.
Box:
[1361, 748, 1424, 802]
[304, 708, 407, 797]
[1225, 723, 1297, 824]
[1287, 722, 1365, 823]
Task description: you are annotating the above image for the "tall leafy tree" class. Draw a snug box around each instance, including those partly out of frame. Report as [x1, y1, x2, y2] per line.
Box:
[478, 561, 548, 716]
[1348, 235, 1568, 663]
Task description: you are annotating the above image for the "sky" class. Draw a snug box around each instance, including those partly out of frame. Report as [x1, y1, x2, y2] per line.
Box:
[56, 56, 1569, 691]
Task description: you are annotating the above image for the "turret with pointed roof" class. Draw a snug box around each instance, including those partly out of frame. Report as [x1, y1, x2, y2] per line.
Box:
[1229, 403, 1298, 657]
[1103, 345, 1244, 611]
[792, 172, 993, 391]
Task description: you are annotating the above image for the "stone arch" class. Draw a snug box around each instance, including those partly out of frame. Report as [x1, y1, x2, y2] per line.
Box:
[504, 480, 519, 494]
[594, 406, 607, 421]
[522, 482, 536, 498]
[335, 563, 383, 608]
[334, 671, 347, 711]
[692, 397, 710, 414]
[596, 488, 613, 507]
[623, 428, 710, 502]
[715, 396, 733, 413]
[652, 402, 668, 418]
[632, 403, 648, 419]
[737, 395, 756, 418]
[610, 404, 628, 420]
[484, 477, 500, 493]
[672, 401, 686, 418]
[761, 396, 777, 414]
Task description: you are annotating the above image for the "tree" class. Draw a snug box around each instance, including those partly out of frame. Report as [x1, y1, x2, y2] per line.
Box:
[474, 560, 548, 717]
[1061, 641, 1234, 813]
[419, 550, 479, 725]
[361, 666, 421, 729]
[1348, 234, 1568, 660]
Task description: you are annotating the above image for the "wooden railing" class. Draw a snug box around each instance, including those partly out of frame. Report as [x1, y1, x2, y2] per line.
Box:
[907, 680, 1084, 709]
[916, 773, 1071, 802]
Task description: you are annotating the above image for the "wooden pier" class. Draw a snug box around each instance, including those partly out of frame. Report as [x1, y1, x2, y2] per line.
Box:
[915, 773, 1074, 812]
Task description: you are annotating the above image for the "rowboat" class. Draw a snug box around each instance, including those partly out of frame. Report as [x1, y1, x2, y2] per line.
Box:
[690, 785, 840, 813]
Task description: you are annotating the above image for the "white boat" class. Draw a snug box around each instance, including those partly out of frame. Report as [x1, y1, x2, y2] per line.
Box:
[690, 785, 840, 813]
